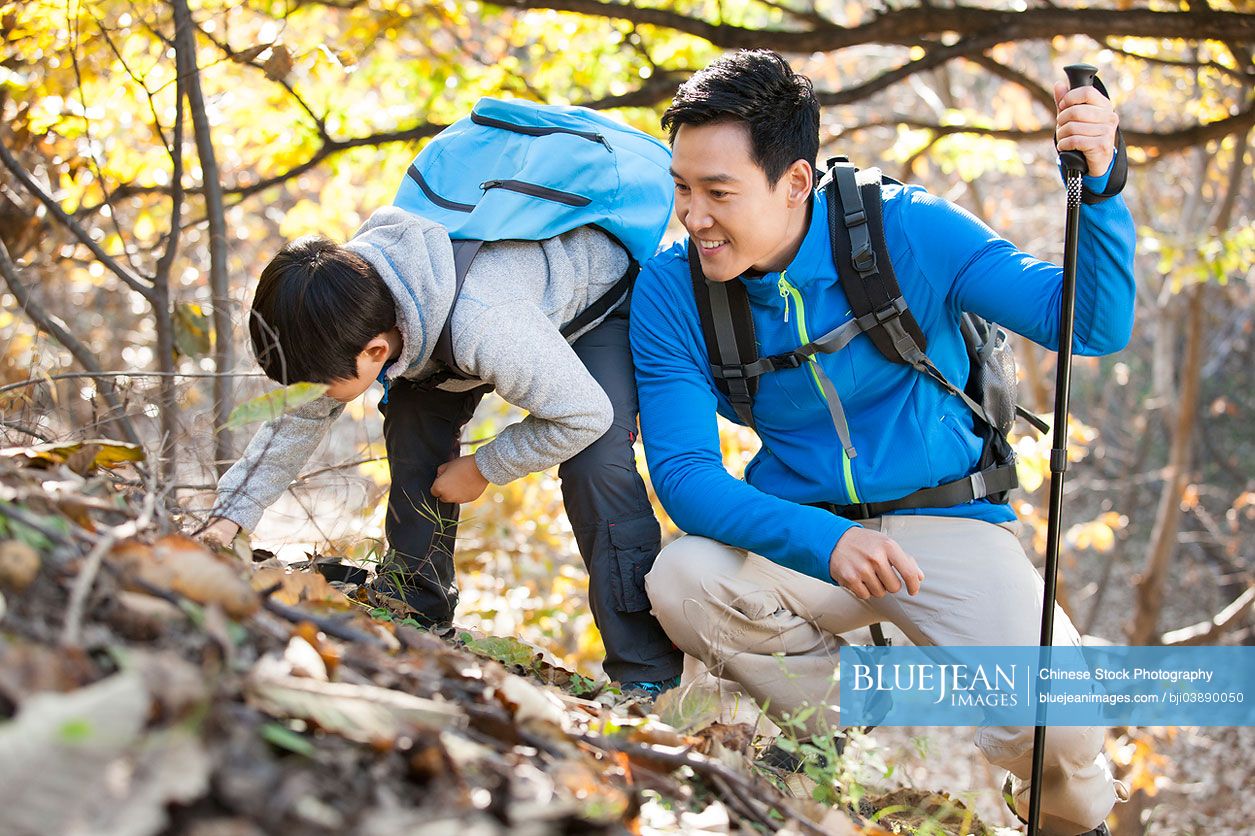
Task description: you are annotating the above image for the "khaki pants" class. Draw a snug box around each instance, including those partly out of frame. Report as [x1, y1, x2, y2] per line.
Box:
[645, 515, 1122, 836]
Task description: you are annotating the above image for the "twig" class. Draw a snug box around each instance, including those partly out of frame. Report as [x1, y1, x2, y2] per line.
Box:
[0, 420, 53, 442]
[574, 732, 831, 836]
[259, 584, 386, 647]
[62, 484, 157, 646]
[0, 369, 266, 397]
[0, 240, 143, 446]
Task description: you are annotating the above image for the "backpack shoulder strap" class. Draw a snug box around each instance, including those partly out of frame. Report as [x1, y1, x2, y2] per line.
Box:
[430, 239, 484, 379]
[688, 240, 759, 427]
[822, 159, 929, 367]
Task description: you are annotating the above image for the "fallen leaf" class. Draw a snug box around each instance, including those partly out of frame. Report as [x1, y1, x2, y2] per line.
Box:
[246, 671, 464, 748]
[0, 439, 144, 471]
[250, 566, 352, 610]
[109, 535, 258, 619]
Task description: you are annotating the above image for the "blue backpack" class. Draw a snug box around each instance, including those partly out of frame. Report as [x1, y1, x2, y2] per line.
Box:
[393, 98, 675, 378]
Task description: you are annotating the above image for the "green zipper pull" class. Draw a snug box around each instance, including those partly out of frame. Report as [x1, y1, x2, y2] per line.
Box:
[778, 274, 791, 324]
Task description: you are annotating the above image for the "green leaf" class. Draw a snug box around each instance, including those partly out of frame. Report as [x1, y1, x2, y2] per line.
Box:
[464, 635, 539, 669]
[173, 302, 213, 360]
[655, 686, 720, 733]
[225, 382, 328, 429]
[260, 721, 315, 757]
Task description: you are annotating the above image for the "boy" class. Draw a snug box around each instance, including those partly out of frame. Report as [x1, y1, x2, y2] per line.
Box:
[204, 207, 682, 694]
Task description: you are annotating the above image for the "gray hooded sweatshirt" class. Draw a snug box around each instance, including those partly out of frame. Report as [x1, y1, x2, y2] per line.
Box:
[212, 207, 630, 532]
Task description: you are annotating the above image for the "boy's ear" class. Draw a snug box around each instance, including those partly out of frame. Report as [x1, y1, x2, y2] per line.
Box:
[362, 333, 392, 361]
[783, 159, 813, 207]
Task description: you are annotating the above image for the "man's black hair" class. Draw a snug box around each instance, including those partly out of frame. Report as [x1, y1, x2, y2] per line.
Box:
[661, 49, 820, 186]
[249, 236, 396, 384]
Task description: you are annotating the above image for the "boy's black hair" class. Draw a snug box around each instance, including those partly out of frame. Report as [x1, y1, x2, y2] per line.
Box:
[249, 236, 396, 384]
[661, 49, 820, 186]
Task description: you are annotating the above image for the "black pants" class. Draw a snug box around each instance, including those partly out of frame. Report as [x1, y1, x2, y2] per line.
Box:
[377, 306, 682, 683]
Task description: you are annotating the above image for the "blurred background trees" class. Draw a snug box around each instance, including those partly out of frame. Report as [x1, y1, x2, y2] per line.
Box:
[1, 2, 1251, 829]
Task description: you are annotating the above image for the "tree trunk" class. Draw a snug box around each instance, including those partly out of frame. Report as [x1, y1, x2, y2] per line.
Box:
[1128, 282, 1204, 644]
[173, 0, 234, 477]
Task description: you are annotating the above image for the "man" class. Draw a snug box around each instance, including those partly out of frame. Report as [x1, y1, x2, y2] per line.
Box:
[630, 50, 1132, 835]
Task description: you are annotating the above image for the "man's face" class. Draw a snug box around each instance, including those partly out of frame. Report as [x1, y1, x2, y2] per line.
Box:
[670, 121, 809, 282]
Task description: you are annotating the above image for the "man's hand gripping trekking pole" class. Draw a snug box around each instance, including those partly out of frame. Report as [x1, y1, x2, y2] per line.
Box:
[829, 527, 925, 600]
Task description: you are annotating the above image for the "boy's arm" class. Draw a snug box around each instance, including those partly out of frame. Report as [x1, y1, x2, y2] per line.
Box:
[457, 302, 613, 486]
[211, 397, 344, 532]
[630, 263, 854, 584]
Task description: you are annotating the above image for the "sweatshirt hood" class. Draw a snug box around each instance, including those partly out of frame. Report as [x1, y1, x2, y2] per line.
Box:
[343, 206, 455, 379]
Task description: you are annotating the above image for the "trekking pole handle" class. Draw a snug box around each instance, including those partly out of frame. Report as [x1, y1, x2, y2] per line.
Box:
[1060, 64, 1098, 173]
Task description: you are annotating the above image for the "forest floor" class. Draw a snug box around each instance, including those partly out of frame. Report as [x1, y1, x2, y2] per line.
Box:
[1, 440, 1248, 835]
[0, 443, 1010, 836]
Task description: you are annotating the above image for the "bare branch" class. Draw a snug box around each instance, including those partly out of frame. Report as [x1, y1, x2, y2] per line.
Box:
[1161, 584, 1255, 645]
[963, 52, 1056, 115]
[0, 239, 143, 447]
[1103, 40, 1254, 86]
[0, 139, 156, 302]
[484, 0, 1255, 52]
[838, 101, 1255, 156]
[817, 34, 1002, 107]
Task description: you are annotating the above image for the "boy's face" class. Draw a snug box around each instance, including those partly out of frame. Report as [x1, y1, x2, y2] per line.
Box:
[670, 121, 812, 282]
[324, 332, 396, 402]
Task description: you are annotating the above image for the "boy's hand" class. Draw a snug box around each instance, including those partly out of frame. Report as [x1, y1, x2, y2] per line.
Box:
[200, 518, 241, 549]
[829, 527, 924, 600]
[1054, 81, 1119, 178]
[431, 455, 489, 504]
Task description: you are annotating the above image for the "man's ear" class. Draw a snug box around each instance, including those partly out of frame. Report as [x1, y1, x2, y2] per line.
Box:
[783, 159, 813, 208]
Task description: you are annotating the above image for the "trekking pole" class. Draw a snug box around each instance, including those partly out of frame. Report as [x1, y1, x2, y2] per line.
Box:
[1027, 62, 1097, 836]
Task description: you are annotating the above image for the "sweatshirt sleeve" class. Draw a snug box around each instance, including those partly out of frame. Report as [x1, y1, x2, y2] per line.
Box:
[630, 260, 853, 584]
[211, 396, 345, 531]
[460, 302, 613, 485]
[902, 174, 1136, 356]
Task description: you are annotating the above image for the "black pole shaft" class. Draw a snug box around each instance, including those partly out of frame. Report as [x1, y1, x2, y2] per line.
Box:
[1027, 62, 1096, 836]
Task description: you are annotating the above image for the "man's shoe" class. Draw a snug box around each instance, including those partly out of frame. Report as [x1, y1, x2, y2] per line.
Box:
[758, 736, 846, 774]
[619, 674, 681, 703]
[1001, 775, 1111, 835]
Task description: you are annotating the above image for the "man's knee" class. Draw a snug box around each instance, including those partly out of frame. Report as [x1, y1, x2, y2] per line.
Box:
[644, 536, 745, 643]
[978, 723, 1105, 772]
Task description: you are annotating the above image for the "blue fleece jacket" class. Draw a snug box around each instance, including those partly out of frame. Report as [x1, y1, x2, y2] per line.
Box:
[630, 172, 1135, 584]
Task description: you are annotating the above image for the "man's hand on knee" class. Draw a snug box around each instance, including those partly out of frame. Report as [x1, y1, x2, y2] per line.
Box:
[829, 527, 924, 599]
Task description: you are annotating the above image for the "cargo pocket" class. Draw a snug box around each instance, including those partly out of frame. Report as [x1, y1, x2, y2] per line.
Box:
[607, 514, 662, 613]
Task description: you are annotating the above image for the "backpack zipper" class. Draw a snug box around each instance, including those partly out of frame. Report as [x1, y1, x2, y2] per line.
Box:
[779, 271, 861, 504]
[480, 179, 591, 207]
[470, 111, 612, 150]
[407, 165, 475, 212]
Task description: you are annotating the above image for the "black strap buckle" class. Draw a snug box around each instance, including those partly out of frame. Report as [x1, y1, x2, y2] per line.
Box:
[713, 364, 746, 380]
[853, 243, 876, 273]
[844, 208, 867, 228]
[874, 301, 901, 323]
[768, 353, 804, 370]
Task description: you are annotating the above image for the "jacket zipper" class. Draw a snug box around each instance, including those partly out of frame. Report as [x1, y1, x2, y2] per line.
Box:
[480, 179, 591, 207]
[778, 271, 861, 504]
[470, 111, 613, 150]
